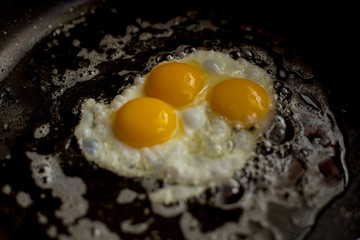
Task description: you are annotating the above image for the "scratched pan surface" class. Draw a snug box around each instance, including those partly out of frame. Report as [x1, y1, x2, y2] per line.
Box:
[0, 1, 359, 240]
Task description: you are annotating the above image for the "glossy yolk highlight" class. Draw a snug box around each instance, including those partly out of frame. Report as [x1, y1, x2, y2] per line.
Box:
[114, 97, 178, 148]
[209, 78, 270, 127]
[145, 62, 206, 108]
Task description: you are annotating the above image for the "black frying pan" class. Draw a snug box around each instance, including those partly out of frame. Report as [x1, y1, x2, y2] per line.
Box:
[1, 1, 359, 239]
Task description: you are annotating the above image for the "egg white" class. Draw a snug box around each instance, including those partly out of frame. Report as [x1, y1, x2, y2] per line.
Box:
[75, 50, 276, 203]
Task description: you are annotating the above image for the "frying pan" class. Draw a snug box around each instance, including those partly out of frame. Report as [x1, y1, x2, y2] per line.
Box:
[1, 0, 359, 239]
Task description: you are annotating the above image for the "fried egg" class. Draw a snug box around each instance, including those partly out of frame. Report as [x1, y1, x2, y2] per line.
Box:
[75, 50, 276, 203]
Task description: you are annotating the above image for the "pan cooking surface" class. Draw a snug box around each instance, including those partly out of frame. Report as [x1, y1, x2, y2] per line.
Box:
[0, 1, 359, 240]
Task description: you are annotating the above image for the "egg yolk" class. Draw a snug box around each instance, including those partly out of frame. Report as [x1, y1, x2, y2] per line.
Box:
[145, 62, 206, 108]
[209, 78, 271, 127]
[114, 97, 178, 148]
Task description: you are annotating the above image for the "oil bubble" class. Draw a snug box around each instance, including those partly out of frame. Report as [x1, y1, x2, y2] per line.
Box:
[266, 114, 287, 144]
[214, 178, 244, 206]
[278, 68, 288, 79]
[36, 164, 50, 174]
[34, 123, 51, 139]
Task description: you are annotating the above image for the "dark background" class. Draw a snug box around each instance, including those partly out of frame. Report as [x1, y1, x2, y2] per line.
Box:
[1, 0, 359, 239]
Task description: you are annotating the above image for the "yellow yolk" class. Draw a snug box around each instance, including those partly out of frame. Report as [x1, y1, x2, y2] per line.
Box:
[145, 62, 206, 108]
[209, 78, 270, 127]
[114, 97, 178, 148]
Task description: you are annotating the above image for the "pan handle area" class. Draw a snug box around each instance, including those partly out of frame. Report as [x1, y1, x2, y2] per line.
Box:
[0, 0, 95, 82]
